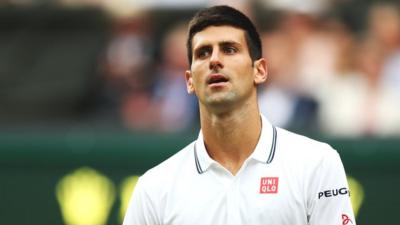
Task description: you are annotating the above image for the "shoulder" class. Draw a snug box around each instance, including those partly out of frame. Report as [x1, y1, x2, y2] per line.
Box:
[277, 128, 333, 150]
[275, 127, 339, 166]
[274, 128, 345, 192]
[137, 141, 196, 191]
[124, 141, 196, 223]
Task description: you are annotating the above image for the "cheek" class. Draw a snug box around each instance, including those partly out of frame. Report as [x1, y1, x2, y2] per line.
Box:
[191, 65, 207, 85]
[233, 61, 254, 80]
[188, 72, 203, 92]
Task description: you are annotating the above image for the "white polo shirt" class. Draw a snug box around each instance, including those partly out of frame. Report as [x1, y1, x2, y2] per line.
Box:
[123, 114, 356, 225]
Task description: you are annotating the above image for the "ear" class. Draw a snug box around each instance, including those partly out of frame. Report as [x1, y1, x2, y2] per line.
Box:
[253, 58, 268, 85]
[185, 70, 195, 94]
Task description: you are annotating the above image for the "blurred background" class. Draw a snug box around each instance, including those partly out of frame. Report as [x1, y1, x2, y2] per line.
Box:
[0, 0, 399, 224]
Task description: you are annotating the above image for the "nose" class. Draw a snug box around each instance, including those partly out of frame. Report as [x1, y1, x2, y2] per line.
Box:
[209, 49, 223, 71]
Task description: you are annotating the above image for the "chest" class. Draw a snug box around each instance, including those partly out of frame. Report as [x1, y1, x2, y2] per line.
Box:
[161, 164, 308, 225]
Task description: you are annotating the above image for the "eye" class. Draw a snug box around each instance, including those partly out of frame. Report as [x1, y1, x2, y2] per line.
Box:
[195, 47, 211, 59]
[223, 46, 237, 54]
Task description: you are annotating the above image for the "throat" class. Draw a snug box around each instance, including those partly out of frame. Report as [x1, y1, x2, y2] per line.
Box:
[200, 104, 262, 176]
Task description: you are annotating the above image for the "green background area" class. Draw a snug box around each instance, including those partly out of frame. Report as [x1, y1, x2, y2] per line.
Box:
[0, 132, 399, 225]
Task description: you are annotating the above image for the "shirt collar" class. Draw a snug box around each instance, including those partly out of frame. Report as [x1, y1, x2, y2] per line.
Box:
[194, 114, 278, 174]
[194, 130, 212, 174]
[250, 114, 277, 164]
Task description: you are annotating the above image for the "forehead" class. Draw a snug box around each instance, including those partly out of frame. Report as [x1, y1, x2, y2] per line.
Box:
[192, 25, 247, 49]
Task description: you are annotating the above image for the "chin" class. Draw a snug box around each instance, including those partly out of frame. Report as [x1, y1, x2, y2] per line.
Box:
[205, 92, 237, 106]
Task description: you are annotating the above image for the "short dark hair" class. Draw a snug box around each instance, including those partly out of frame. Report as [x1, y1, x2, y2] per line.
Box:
[186, 5, 262, 65]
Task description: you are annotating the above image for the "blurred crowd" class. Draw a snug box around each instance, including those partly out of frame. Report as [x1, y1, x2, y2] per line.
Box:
[1, 0, 400, 137]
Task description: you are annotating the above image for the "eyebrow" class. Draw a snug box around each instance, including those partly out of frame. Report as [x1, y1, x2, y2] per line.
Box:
[219, 41, 241, 47]
[193, 40, 242, 52]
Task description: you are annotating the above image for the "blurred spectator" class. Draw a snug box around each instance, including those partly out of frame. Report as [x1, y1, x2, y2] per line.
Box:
[317, 2, 400, 137]
[368, 2, 400, 55]
[258, 29, 298, 128]
[150, 22, 198, 132]
[256, 0, 331, 15]
[318, 35, 400, 137]
[294, 15, 344, 98]
[367, 2, 400, 97]
[258, 12, 322, 131]
[100, 12, 155, 129]
[102, 20, 198, 132]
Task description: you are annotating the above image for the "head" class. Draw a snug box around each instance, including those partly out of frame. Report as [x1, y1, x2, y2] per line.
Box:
[162, 22, 188, 71]
[184, 5, 267, 113]
[186, 5, 262, 66]
[368, 2, 400, 48]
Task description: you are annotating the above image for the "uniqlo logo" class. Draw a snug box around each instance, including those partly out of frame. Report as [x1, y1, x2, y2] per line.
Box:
[260, 177, 279, 194]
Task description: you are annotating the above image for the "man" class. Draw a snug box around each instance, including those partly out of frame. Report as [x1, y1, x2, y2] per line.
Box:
[123, 5, 356, 225]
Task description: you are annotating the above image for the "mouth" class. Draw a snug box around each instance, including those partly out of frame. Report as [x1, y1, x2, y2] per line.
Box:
[207, 74, 229, 85]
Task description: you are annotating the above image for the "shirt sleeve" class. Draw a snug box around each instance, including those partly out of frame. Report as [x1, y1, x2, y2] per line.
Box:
[307, 148, 356, 225]
[122, 176, 161, 225]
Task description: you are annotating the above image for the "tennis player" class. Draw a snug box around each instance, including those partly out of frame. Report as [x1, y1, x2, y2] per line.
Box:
[123, 5, 356, 225]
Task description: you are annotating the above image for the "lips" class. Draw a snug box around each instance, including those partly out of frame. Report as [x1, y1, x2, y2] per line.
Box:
[207, 74, 229, 85]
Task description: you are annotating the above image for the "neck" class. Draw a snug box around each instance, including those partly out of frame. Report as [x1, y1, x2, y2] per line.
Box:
[199, 100, 262, 175]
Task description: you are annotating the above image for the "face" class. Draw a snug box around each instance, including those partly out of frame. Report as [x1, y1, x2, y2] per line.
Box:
[185, 25, 267, 111]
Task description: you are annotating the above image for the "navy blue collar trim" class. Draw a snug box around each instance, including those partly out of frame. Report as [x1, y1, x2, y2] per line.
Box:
[266, 126, 277, 164]
[194, 143, 204, 174]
